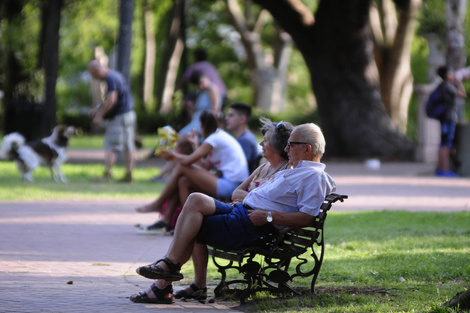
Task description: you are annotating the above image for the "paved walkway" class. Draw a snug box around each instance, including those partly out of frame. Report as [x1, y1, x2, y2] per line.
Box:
[1, 150, 469, 312]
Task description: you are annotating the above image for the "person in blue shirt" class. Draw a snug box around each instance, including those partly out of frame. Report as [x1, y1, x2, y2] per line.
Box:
[88, 60, 136, 183]
[225, 102, 260, 173]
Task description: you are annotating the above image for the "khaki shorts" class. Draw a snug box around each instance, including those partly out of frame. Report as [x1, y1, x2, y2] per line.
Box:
[103, 111, 136, 152]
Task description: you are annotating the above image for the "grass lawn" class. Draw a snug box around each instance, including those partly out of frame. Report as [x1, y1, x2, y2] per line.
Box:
[199, 211, 470, 312]
[0, 158, 468, 312]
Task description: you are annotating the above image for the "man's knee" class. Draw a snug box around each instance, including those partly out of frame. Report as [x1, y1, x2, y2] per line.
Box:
[183, 193, 214, 213]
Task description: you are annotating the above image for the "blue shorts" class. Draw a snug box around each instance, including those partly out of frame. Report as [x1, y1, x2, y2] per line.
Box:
[196, 200, 275, 250]
[440, 121, 456, 147]
[217, 177, 242, 198]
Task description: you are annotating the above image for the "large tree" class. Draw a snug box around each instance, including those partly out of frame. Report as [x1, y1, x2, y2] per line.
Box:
[39, 0, 63, 136]
[116, 0, 134, 82]
[253, 0, 415, 158]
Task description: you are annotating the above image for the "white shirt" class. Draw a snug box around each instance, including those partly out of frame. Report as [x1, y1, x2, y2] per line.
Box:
[243, 160, 336, 217]
[204, 129, 249, 182]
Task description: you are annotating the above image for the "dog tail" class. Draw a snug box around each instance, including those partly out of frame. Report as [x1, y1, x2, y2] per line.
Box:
[0, 132, 26, 160]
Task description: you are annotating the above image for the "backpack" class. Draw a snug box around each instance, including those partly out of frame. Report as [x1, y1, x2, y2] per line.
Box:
[425, 84, 448, 119]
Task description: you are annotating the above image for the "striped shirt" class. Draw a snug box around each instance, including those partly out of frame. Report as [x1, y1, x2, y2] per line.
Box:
[243, 160, 336, 217]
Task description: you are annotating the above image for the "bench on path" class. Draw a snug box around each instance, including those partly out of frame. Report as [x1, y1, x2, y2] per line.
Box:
[208, 193, 348, 303]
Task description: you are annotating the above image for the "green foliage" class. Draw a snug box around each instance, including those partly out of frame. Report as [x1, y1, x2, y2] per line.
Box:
[417, 0, 446, 39]
[0, 2, 42, 102]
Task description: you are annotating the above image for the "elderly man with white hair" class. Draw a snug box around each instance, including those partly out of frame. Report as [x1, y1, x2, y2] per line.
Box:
[130, 122, 336, 304]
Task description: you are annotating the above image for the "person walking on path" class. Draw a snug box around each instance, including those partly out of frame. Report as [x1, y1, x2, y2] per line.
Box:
[88, 59, 136, 183]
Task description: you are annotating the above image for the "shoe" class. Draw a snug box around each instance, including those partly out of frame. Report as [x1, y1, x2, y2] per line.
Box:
[149, 175, 168, 183]
[130, 283, 175, 304]
[443, 170, 459, 177]
[91, 172, 112, 183]
[136, 257, 184, 281]
[139, 220, 172, 235]
[118, 172, 133, 183]
[174, 283, 207, 303]
[435, 169, 459, 177]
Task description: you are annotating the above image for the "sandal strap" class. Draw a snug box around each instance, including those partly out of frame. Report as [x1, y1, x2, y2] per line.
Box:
[190, 283, 206, 292]
[150, 283, 173, 300]
[160, 257, 181, 273]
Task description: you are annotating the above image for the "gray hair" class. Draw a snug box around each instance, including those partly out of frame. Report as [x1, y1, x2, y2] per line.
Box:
[259, 117, 294, 160]
[295, 123, 325, 157]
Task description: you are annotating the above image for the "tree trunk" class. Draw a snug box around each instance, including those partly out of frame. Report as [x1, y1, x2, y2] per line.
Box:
[371, 0, 421, 133]
[253, 0, 414, 159]
[141, 0, 156, 111]
[446, 0, 467, 121]
[226, 0, 292, 113]
[39, 0, 62, 137]
[155, 0, 185, 113]
[117, 0, 134, 82]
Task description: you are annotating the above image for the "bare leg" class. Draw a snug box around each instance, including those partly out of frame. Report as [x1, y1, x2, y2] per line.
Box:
[137, 163, 218, 213]
[160, 193, 180, 225]
[104, 149, 116, 175]
[166, 193, 216, 264]
[437, 146, 450, 171]
[132, 193, 216, 301]
[135, 164, 186, 213]
[178, 243, 208, 295]
[124, 150, 134, 174]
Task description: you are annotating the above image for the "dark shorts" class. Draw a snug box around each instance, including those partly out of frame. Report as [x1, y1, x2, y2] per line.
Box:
[440, 121, 456, 147]
[196, 200, 275, 250]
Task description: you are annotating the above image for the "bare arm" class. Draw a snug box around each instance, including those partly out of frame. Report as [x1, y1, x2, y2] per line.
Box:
[92, 90, 117, 124]
[455, 79, 467, 99]
[208, 85, 221, 114]
[161, 142, 212, 166]
[232, 168, 260, 202]
[248, 210, 316, 228]
[232, 163, 268, 202]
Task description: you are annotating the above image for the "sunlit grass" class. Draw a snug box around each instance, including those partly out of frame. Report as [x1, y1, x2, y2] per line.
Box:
[191, 211, 470, 312]
[0, 161, 163, 200]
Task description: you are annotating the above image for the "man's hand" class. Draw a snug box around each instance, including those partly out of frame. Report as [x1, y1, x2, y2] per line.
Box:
[248, 209, 269, 226]
[92, 114, 103, 125]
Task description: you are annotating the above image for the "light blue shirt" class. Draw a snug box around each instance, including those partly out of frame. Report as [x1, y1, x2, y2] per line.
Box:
[243, 160, 336, 217]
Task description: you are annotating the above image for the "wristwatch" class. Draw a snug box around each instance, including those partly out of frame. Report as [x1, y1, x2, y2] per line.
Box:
[266, 211, 273, 223]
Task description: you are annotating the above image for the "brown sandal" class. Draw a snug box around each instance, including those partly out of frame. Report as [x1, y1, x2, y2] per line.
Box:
[130, 283, 175, 304]
[136, 257, 183, 281]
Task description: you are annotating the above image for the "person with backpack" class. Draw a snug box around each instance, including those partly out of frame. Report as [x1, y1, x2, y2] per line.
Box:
[432, 66, 466, 177]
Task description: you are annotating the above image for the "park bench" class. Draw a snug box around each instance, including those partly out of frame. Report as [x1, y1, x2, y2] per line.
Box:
[207, 193, 348, 304]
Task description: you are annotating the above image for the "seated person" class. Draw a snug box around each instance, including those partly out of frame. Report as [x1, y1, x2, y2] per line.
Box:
[172, 118, 293, 301]
[225, 102, 260, 173]
[153, 71, 221, 182]
[136, 110, 249, 235]
[130, 122, 337, 304]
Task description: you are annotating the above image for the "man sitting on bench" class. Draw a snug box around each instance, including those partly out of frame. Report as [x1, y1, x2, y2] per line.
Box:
[130, 122, 337, 304]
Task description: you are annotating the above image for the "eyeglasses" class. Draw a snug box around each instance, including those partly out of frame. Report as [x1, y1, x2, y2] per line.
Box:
[287, 141, 309, 147]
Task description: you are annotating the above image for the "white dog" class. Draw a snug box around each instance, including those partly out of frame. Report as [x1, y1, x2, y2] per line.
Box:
[0, 126, 77, 183]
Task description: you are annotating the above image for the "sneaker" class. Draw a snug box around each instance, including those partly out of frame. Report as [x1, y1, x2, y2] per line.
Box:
[435, 169, 459, 177]
[139, 220, 172, 235]
[149, 175, 168, 183]
[443, 170, 459, 177]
